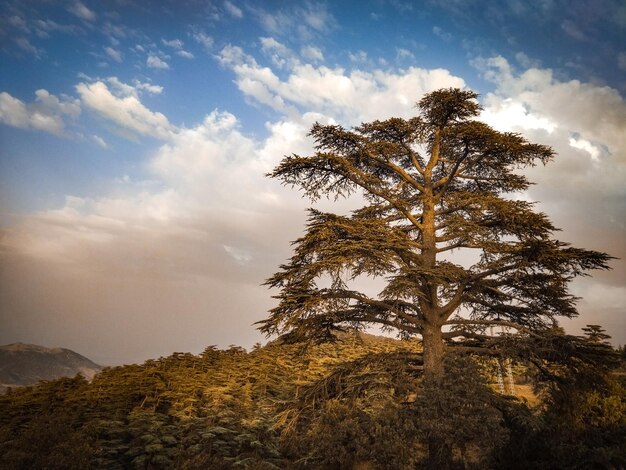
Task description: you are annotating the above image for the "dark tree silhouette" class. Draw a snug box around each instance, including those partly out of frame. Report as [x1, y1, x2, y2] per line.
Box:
[260, 87, 613, 379]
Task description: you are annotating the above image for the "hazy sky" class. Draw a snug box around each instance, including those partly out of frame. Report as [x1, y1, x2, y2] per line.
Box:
[1, 0, 624, 365]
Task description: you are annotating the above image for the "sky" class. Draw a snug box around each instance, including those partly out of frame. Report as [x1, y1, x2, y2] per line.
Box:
[0, 0, 624, 365]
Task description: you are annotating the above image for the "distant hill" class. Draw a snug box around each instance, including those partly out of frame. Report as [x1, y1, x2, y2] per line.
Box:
[0, 343, 102, 392]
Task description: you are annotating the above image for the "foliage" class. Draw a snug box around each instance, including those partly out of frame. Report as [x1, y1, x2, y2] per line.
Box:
[414, 354, 509, 468]
[0, 331, 623, 469]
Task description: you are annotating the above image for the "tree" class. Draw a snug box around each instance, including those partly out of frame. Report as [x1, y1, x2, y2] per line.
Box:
[259, 87, 613, 380]
[581, 324, 612, 344]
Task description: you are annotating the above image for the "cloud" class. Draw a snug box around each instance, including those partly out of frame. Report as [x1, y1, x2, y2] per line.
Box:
[0, 107, 316, 362]
[432, 25, 453, 42]
[162, 38, 184, 49]
[217, 44, 466, 124]
[259, 37, 295, 68]
[76, 79, 175, 139]
[102, 21, 135, 42]
[475, 56, 626, 325]
[560, 19, 586, 41]
[147, 54, 169, 69]
[104, 77, 163, 98]
[348, 50, 368, 63]
[224, 0, 243, 18]
[22, 18, 83, 37]
[68, 1, 96, 22]
[0, 89, 80, 136]
[514, 51, 540, 69]
[162, 38, 194, 59]
[131, 80, 163, 95]
[480, 97, 556, 133]
[104, 46, 122, 63]
[15, 37, 42, 57]
[301, 45, 324, 62]
[396, 47, 415, 60]
[252, 2, 337, 40]
[568, 135, 601, 161]
[8, 15, 29, 32]
[191, 30, 213, 51]
[477, 56, 626, 161]
[91, 134, 108, 148]
[177, 50, 194, 59]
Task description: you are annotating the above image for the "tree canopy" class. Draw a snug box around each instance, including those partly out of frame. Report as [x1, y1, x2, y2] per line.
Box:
[260, 87, 613, 378]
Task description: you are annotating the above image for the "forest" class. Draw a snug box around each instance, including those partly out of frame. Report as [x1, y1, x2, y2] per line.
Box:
[0, 331, 624, 469]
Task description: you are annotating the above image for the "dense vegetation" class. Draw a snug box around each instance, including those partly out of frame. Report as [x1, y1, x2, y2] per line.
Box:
[1, 330, 624, 469]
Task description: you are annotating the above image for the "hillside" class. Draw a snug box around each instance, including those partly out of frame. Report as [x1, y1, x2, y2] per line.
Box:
[0, 343, 102, 393]
[0, 333, 623, 469]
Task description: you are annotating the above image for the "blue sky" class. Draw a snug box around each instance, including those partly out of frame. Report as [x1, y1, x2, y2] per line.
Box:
[1, 0, 625, 364]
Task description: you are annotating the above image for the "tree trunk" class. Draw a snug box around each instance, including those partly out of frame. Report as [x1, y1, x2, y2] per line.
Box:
[422, 323, 454, 469]
[427, 439, 453, 470]
[422, 322, 445, 379]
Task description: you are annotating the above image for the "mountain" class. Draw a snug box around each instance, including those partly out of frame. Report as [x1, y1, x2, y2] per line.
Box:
[0, 342, 102, 392]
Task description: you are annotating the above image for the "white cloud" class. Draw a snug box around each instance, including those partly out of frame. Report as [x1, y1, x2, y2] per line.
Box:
[161, 39, 195, 59]
[217, 44, 466, 125]
[177, 50, 194, 59]
[104, 77, 163, 98]
[514, 51, 540, 69]
[224, 0, 243, 18]
[132, 80, 163, 95]
[104, 47, 122, 63]
[224, 245, 252, 264]
[396, 48, 415, 60]
[15, 37, 41, 57]
[0, 106, 316, 361]
[301, 3, 336, 32]
[8, 15, 29, 32]
[253, 2, 336, 40]
[480, 98, 556, 133]
[102, 22, 132, 41]
[259, 37, 294, 68]
[76, 80, 175, 139]
[162, 38, 184, 49]
[150, 111, 258, 191]
[147, 54, 169, 69]
[561, 19, 586, 41]
[349, 50, 368, 63]
[191, 30, 213, 51]
[33, 19, 81, 37]
[301, 45, 324, 62]
[568, 136, 601, 161]
[477, 56, 626, 160]
[0, 89, 80, 136]
[0, 105, 314, 287]
[91, 134, 108, 148]
[432, 26, 452, 42]
[68, 1, 96, 22]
